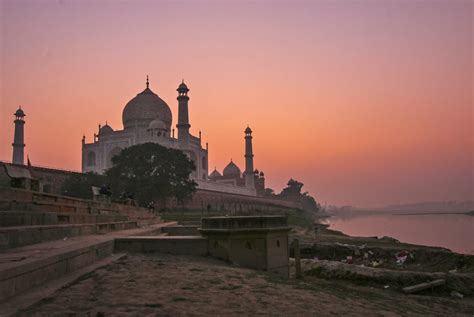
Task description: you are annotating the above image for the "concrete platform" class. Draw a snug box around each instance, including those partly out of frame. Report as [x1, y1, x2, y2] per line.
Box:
[115, 236, 208, 256]
[0, 221, 138, 250]
[0, 222, 176, 303]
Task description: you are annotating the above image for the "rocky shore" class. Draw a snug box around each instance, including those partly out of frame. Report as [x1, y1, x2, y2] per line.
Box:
[290, 223, 474, 300]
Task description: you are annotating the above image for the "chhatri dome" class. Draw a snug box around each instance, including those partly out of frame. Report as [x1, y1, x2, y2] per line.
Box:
[223, 160, 241, 177]
[99, 122, 114, 135]
[209, 168, 222, 178]
[122, 76, 172, 131]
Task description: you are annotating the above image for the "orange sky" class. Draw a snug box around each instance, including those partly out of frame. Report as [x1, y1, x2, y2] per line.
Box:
[1, 0, 472, 207]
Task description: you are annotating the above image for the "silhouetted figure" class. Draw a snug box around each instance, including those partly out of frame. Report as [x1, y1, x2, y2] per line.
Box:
[147, 200, 155, 213]
[99, 184, 112, 196]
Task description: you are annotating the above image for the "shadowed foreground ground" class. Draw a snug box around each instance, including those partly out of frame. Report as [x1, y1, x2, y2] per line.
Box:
[20, 254, 474, 316]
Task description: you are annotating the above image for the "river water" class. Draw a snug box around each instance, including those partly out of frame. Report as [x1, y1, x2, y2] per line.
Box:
[323, 213, 474, 255]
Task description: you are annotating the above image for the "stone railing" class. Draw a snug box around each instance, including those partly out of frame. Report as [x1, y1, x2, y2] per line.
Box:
[195, 179, 256, 196]
[201, 215, 289, 230]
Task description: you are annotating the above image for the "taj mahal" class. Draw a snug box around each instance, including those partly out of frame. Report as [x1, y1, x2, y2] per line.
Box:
[80, 77, 265, 197]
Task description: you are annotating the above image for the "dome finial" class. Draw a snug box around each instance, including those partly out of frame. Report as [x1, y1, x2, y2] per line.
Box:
[146, 75, 149, 88]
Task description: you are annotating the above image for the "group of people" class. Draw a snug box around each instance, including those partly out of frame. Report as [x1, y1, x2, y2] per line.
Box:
[96, 184, 156, 213]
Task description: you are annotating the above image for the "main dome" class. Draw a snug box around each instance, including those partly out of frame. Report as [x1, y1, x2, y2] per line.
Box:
[122, 85, 172, 131]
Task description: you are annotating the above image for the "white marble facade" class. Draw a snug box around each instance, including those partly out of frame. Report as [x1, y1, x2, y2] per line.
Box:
[82, 79, 209, 181]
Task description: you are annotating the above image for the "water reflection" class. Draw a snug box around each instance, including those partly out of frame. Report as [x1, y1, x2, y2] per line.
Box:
[323, 213, 474, 255]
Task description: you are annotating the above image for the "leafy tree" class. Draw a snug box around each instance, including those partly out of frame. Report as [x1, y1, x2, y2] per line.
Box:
[301, 192, 321, 212]
[279, 178, 304, 200]
[61, 172, 106, 200]
[263, 188, 275, 197]
[105, 143, 197, 207]
[278, 178, 321, 212]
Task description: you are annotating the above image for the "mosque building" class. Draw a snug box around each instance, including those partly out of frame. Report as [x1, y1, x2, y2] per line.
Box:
[80, 77, 265, 196]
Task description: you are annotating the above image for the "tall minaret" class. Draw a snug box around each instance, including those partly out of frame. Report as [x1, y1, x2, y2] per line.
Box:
[12, 107, 26, 165]
[244, 126, 255, 188]
[176, 80, 190, 144]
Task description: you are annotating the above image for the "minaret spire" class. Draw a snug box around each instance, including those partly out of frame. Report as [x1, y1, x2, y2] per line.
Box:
[244, 126, 255, 189]
[12, 106, 26, 165]
[146, 75, 149, 88]
[177, 80, 191, 144]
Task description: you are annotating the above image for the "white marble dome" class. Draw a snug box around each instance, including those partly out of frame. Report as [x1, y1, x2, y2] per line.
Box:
[148, 119, 168, 131]
[122, 86, 172, 131]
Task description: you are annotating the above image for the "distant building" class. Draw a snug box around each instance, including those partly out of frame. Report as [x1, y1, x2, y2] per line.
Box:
[81, 77, 266, 196]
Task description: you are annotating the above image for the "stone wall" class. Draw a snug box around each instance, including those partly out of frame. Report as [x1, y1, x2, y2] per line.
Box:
[177, 189, 302, 212]
[0, 161, 79, 194]
[0, 161, 302, 212]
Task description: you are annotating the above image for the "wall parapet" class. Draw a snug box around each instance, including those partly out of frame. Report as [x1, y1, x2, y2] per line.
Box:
[195, 179, 256, 196]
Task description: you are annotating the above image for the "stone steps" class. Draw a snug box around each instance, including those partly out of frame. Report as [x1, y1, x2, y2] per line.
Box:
[0, 210, 129, 227]
[0, 222, 177, 304]
[0, 221, 139, 250]
[0, 188, 155, 221]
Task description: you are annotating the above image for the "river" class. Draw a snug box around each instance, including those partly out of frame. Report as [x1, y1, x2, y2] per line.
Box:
[323, 213, 474, 255]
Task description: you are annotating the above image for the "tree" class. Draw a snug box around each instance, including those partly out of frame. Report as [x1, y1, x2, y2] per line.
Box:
[263, 188, 275, 197]
[61, 172, 106, 200]
[105, 143, 197, 207]
[279, 178, 304, 201]
[277, 178, 321, 212]
[301, 192, 321, 212]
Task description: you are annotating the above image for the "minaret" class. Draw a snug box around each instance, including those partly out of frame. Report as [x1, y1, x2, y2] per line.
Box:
[176, 80, 190, 144]
[12, 107, 26, 165]
[244, 126, 255, 188]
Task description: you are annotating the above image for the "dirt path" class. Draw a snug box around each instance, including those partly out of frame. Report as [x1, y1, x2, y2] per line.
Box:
[20, 254, 473, 316]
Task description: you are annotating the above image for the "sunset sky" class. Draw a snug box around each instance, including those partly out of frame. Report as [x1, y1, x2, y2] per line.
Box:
[0, 0, 472, 207]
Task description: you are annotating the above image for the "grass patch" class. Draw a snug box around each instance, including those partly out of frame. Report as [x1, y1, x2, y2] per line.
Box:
[189, 268, 204, 272]
[205, 277, 223, 284]
[172, 296, 188, 302]
[145, 303, 163, 308]
[219, 284, 243, 291]
[225, 274, 244, 280]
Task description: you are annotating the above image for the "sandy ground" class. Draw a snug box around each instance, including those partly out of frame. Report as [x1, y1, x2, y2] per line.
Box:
[19, 254, 473, 317]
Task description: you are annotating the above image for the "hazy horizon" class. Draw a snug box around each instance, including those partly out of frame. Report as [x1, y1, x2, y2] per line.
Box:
[1, 0, 472, 207]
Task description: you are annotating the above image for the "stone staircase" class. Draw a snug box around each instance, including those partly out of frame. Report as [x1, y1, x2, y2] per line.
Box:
[0, 187, 161, 251]
[0, 187, 176, 313]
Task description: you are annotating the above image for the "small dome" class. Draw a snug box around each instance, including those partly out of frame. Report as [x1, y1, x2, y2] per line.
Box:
[209, 168, 222, 179]
[259, 171, 264, 177]
[223, 160, 241, 177]
[122, 85, 172, 131]
[99, 123, 114, 135]
[148, 119, 168, 131]
[14, 107, 25, 117]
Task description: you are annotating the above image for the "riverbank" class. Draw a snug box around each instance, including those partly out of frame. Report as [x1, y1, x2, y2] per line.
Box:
[294, 223, 474, 272]
[16, 210, 474, 316]
[21, 253, 474, 316]
[290, 222, 474, 302]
